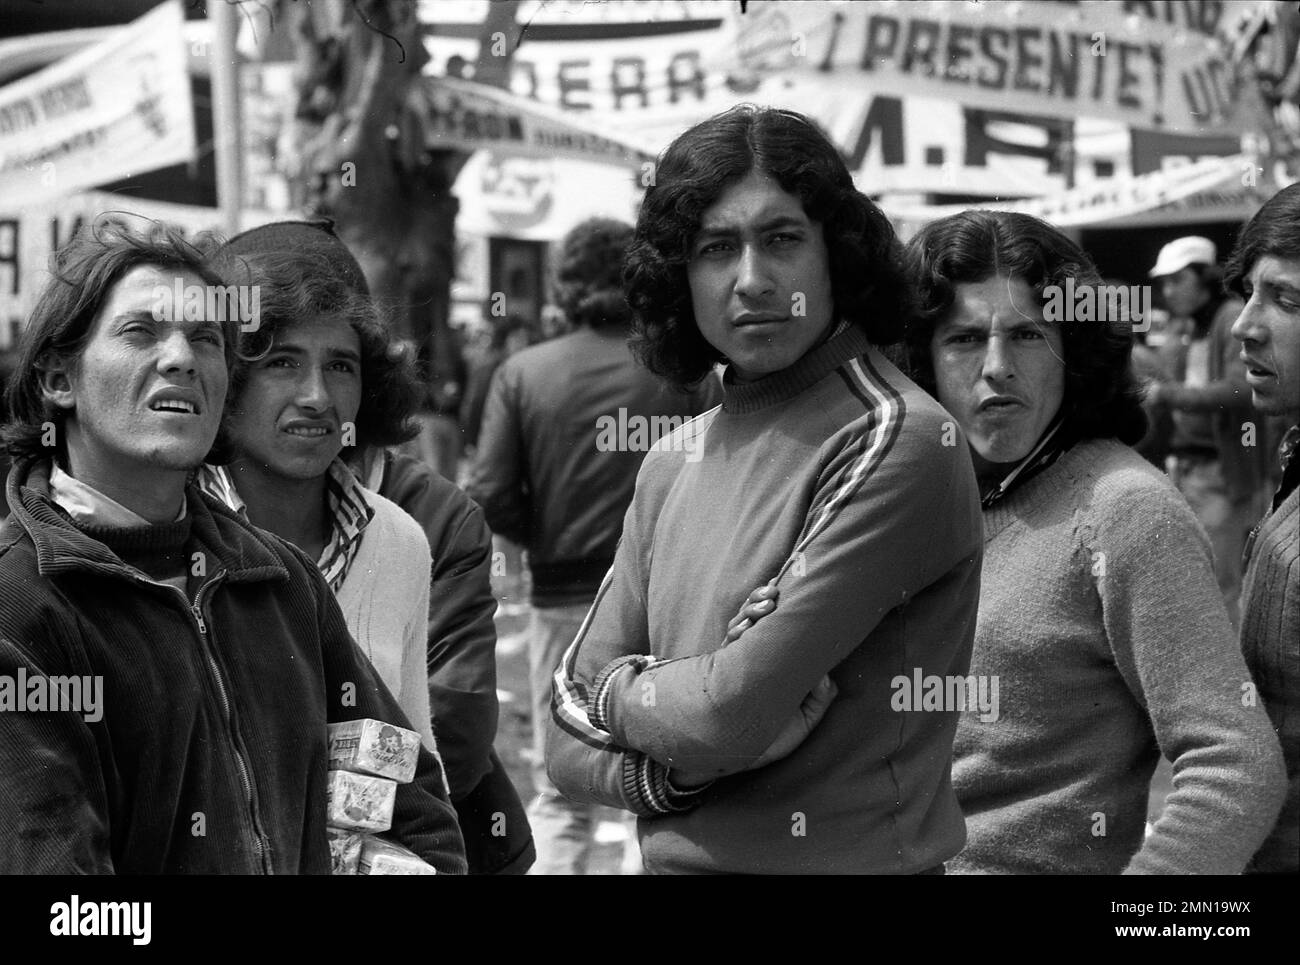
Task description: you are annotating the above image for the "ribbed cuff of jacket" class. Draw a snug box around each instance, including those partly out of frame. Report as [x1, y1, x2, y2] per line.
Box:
[620, 750, 711, 817]
[589, 654, 654, 734]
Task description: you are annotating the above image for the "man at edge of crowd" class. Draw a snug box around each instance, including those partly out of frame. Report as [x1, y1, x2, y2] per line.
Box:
[209, 219, 532, 875]
[1228, 182, 1300, 875]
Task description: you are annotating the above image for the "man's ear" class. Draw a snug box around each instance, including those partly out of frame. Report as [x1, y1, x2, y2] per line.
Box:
[37, 358, 76, 412]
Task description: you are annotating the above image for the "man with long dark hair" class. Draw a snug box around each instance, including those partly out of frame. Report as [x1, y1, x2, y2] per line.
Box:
[204, 220, 532, 875]
[544, 107, 983, 874]
[901, 210, 1283, 874]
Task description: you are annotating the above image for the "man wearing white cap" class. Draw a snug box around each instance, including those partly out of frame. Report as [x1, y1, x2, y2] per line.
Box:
[1146, 235, 1270, 626]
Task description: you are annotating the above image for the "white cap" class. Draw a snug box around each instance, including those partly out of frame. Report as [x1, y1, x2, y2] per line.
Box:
[1149, 236, 1217, 278]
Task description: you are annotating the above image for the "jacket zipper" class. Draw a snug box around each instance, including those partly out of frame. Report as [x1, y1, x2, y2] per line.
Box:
[134, 571, 274, 874]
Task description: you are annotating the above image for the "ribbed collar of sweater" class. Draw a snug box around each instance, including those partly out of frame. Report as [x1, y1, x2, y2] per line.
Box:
[73, 514, 193, 585]
[722, 323, 872, 414]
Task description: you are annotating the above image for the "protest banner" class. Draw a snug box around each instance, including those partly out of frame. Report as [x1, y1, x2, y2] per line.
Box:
[0, 1, 195, 209]
[734, 0, 1248, 137]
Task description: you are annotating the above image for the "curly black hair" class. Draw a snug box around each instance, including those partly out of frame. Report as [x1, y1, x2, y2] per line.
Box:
[220, 250, 420, 454]
[624, 104, 913, 389]
[553, 218, 635, 330]
[903, 210, 1147, 446]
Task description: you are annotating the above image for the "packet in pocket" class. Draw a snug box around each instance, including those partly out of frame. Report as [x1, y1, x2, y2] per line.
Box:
[359, 835, 438, 875]
[327, 827, 363, 875]
[325, 769, 397, 833]
[328, 718, 420, 783]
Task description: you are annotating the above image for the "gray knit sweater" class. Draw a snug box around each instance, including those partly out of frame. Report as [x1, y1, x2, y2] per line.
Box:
[1241, 477, 1299, 874]
[951, 438, 1286, 874]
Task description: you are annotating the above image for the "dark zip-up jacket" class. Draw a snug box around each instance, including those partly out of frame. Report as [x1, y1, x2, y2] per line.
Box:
[0, 457, 467, 874]
[468, 326, 722, 606]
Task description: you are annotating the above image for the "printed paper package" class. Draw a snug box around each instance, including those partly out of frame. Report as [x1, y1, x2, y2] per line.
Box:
[359, 835, 438, 875]
[327, 827, 363, 875]
[325, 769, 397, 833]
[327, 718, 420, 784]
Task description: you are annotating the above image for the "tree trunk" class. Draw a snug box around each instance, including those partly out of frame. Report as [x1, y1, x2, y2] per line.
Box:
[277, 0, 520, 419]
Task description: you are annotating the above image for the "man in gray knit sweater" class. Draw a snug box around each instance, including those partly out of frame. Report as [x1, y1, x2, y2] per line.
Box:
[1228, 182, 1300, 874]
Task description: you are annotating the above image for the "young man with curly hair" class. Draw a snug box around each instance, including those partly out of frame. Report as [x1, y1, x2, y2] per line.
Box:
[544, 107, 984, 874]
[202, 221, 532, 874]
[903, 211, 1283, 874]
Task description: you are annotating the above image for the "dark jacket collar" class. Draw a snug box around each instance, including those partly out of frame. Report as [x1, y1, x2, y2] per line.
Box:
[4, 457, 289, 585]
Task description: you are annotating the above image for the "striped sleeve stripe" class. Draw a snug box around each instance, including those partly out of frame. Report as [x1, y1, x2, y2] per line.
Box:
[775, 354, 906, 583]
[550, 567, 623, 750]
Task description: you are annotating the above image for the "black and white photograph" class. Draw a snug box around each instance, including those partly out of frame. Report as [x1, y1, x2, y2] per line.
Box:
[0, 0, 1296, 941]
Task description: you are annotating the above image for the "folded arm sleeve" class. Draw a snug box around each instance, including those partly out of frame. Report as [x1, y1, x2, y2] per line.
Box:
[543, 486, 675, 816]
[602, 412, 978, 776]
[1094, 489, 1287, 875]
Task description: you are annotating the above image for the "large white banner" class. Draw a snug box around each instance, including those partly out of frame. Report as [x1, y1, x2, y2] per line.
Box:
[882, 153, 1247, 231]
[419, 76, 656, 165]
[0, 1, 195, 209]
[734, 0, 1248, 137]
[422, 1, 1260, 196]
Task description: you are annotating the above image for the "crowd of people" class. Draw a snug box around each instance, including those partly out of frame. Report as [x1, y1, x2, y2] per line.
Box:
[0, 104, 1295, 875]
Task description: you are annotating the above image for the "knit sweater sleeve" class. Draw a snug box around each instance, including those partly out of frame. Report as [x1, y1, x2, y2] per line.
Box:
[543, 473, 678, 817]
[598, 405, 981, 777]
[1090, 482, 1287, 874]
